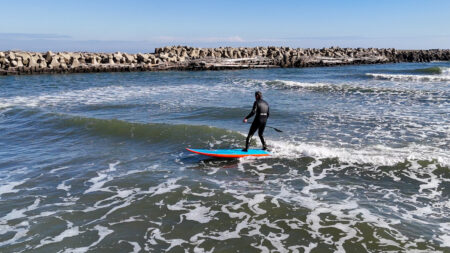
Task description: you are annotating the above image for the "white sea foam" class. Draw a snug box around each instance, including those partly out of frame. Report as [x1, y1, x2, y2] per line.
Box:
[145, 228, 188, 251]
[96, 198, 134, 223]
[234, 78, 331, 90]
[183, 205, 214, 224]
[0, 82, 251, 110]
[0, 179, 26, 198]
[274, 162, 406, 251]
[119, 240, 141, 253]
[182, 187, 215, 197]
[84, 161, 120, 194]
[1, 198, 40, 221]
[0, 221, 30, 247]
[57, 180, 71, 192]
[50, 166, 69, 173]
[190, 216, 251, 242]
[147, 177, 183, 196]
[3, 152, 442, 251]
[63, 225, 113, 253]
[202, 154, 447, 251]
[0, 199, 41, 248]
[269, 80, 329, 88]
[300, 243, 318, 253]
[37, 223, 80, 248]
[269, 139, 450, 167]
[109, 216, 144, 226]
[246, 193, 266, 215]
[436, 222, 450, 247]
[366, 72, 450, 81]
[167, 200, 188, 211]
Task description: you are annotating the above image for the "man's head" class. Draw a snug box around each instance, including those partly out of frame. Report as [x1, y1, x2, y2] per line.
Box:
[255, 91, 262, 100]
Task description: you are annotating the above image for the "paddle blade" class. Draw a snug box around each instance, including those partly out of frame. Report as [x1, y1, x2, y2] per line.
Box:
[266, 126, 283, 132]
[273, 127, 283, 133]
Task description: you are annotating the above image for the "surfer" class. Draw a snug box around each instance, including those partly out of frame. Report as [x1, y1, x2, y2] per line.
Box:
[242, 91, 269, 151]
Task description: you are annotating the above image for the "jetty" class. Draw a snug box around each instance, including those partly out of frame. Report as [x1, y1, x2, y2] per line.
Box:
[1, 46, 449, 75]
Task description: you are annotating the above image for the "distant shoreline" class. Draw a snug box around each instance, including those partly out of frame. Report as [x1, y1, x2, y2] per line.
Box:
[1, 46, 449, 75]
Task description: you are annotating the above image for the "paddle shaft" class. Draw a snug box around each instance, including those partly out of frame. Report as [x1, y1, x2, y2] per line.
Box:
[247, 121, 283, 132]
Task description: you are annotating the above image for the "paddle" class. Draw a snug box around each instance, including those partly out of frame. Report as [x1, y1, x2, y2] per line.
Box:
[247, 121, 283, 132]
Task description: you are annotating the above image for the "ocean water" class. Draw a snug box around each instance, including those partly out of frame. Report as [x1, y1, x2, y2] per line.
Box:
[0, 62, 449, 252]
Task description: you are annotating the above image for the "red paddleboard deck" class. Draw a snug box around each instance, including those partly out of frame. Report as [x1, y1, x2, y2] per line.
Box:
[186, 148, 270, 158]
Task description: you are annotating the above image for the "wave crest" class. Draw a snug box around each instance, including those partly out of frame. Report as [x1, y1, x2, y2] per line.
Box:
[366, 67, 450, 82]
[62, 116, 245, 145]
[269, 140, 450, 167]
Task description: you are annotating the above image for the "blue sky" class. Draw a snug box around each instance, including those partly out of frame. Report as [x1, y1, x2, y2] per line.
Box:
[1, 0, 449, 52]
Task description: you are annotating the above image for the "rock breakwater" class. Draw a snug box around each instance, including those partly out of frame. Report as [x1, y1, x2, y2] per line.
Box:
[1, 46, 449, 75]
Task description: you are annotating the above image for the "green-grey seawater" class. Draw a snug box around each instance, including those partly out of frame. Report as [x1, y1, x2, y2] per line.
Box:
[0, 62, 449, 252]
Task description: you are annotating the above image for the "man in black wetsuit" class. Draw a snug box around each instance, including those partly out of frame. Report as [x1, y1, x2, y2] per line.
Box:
[242, 91, 269, 151]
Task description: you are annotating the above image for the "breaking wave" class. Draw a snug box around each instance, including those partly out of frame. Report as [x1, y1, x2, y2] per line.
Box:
[366, 67, 450, 82]
[268, 139, 450, 167]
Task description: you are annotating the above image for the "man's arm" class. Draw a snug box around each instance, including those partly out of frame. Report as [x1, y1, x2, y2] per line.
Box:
[244, 101, 257, 122]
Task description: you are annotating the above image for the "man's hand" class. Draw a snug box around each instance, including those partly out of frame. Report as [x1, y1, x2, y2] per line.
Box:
[243, 118, 247, 123]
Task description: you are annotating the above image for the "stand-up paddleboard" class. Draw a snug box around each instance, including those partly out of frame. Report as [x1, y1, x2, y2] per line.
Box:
[186, 148, 270, 158]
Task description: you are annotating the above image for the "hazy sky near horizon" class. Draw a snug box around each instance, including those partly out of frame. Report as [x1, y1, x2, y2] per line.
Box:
[1, 0, 449, 52]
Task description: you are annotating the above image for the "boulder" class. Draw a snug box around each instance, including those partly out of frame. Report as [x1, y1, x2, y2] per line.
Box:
[59, 53, 72, 63]
[0, 52, 4, 58]
[79, 56, 86, 64]
[60, 60, 67, 69]
[123, 53, 135, 63]
[14, 52, 29, 65]
[16, 58, 24, 67]
[168, 56, 177, 62]
[136, 53, 149, 63]
[98, 55, 107, 64]
[91, 56, 99, 65]
[19, 51, 31, 57]
[49, 56, 60, 68]
[113, 52, 123, 63]
[45, 51, 54, 62]
[3, 59, 10, 68]
[8, 52, 16, 61]
[28, 56, 39, 68]
[159, 53, 169, 60]
[38, 59, 47, 68]
[22, 57, 30, 66]
[190, 49, 200, 58]
[71, 57, 81, 68]
[10, 60, 18, 67]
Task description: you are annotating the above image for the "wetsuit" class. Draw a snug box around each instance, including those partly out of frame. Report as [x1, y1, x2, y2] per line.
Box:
[244, 99, 269, 150]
